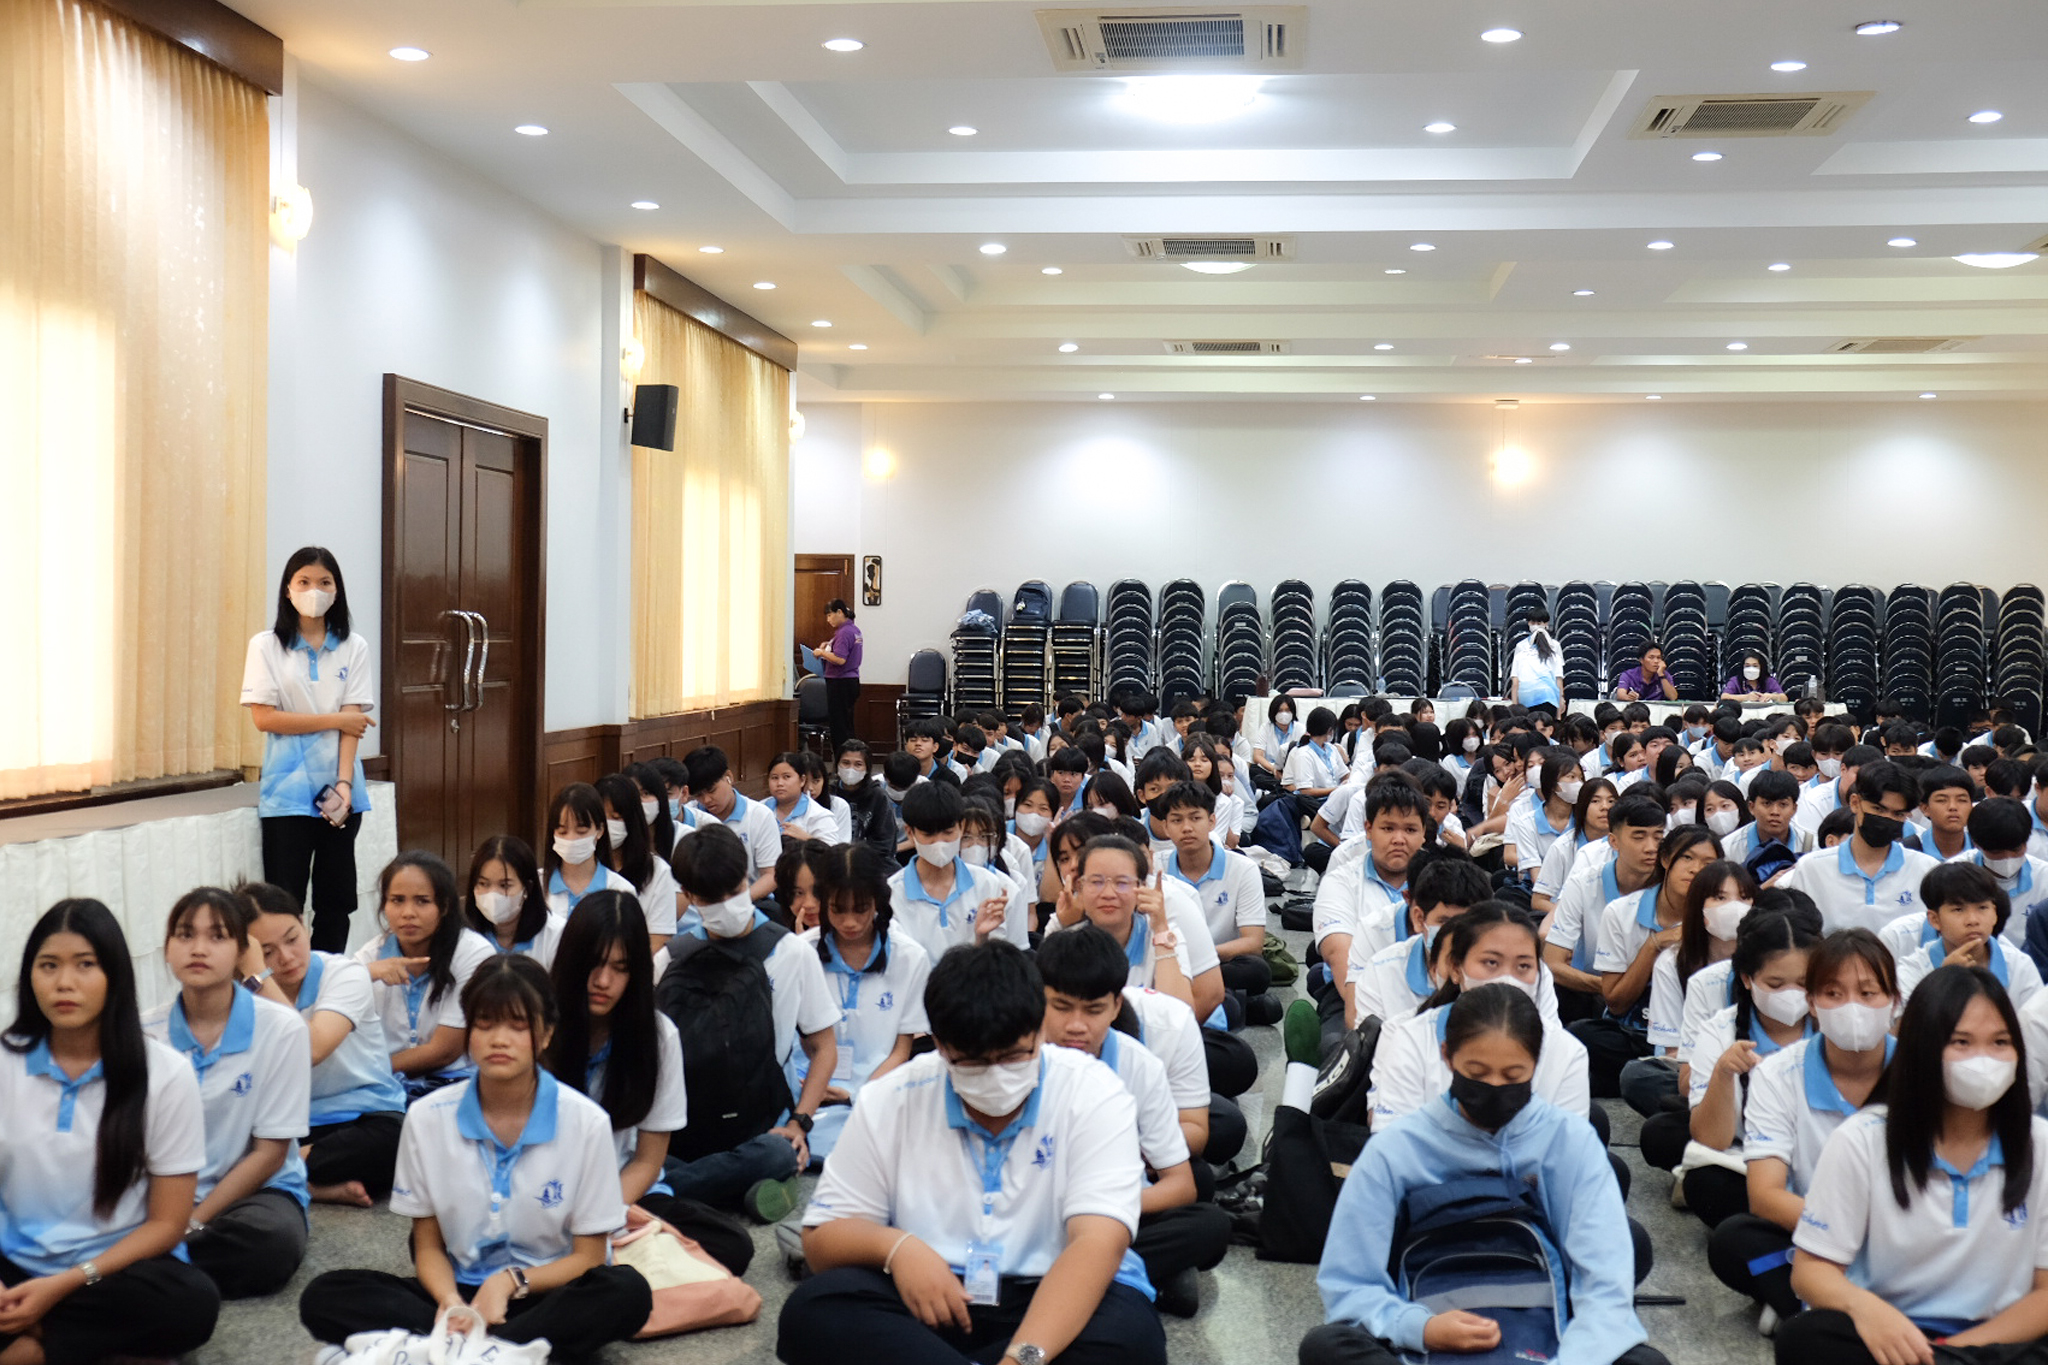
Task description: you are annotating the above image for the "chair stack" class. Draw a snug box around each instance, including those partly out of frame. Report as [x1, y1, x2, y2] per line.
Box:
[1555, 581, 1602, 699]
[1105, 579, 1154, 699]
[1994, 585, 2046, 736]
[1443, 579, 1495, 694]
[1607, 582, 1657, 685]
[1826, 585, 1882, 718]
[1377, 580, 1427, 695]
[1880, 585, 1935, 721]
[1000, 580, 1053, 720]
[950, 588, 1003, 714]
[1777, 584, 1828, 698]
[1661, 581, 1713, 699]
[1722, 584, 1777, 685]
[1269, 580, 1319, 693]
[895, 648, 949, 740]
[1215, 582, 1265, 700]
[1934, 583, 1989, 730]
[1155, 579, 1209, 707]
[1050, 582, 1101, 700]
[1324, 580, 1377, 692]
[1504, 582, 1550, 663]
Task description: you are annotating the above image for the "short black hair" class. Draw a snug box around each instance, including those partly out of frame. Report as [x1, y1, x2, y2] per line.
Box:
[1816, 806, 1857, 843]
[1411, 858, 1491, 915]
[901, 780, 966, 834]
[671, 822, 749, 901]
[1923, 861, 2011, 934]
[1918, 763, 1977, 803]
[682, 746, 731, 792]
[1047, 746, 1090, 776]
[925, 940, 1046, 1058]
[1968, 797, 2034, 854]
[1842, 743, 1881, 770]
[1985, 758, 2031, 799]
[954, 724, 987, 753]
[1363, 775, 1429, 826]
[882, 751, 920, 788]
[1748, 769, 1800, 805]
[1610, 791, 1669, 830]
[1851, 759, 1918, 809]
[1034, 923, 1128, 1002]
[1134, 748, 1192, 793]
[1155, 779, 1216, 817]
[1810, 723, 1854, 755]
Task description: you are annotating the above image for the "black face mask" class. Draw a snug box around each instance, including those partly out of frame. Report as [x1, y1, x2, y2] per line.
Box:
[1449, 1071, 1534, 1131]
[1859, 813, 1904, 847]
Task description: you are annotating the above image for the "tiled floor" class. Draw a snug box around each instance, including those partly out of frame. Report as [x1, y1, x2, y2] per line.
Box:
[195, 924, 1777, 1364]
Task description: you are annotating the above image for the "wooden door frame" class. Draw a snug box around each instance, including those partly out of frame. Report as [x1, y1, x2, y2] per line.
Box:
[381, 374, 550, 850]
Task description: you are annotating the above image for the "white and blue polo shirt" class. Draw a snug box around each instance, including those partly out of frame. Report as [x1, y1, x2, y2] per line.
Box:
[240, 629, 376, 819]
[144, 988, 312, 1210]
[1783, 842, 1941, 936]
[293, 951, 407, 1123]
[1160, 846, 1266, 949]
[887, 859, 1021, 964]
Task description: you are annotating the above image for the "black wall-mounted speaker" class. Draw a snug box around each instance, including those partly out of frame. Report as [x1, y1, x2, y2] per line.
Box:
[630, 384, 679, 451]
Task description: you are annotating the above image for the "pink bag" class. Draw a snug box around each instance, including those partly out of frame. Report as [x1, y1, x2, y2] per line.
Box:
[611, 1205, 762, 1337]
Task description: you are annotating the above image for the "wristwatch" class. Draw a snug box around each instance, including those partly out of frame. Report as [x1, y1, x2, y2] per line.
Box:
[507, 1266, 531, 1299]
[1006, 1345, 1045, 1365]
[241, 968, 273, 993]
[790, 1111, 815, 1135]
[76, 1261, 102, 1287]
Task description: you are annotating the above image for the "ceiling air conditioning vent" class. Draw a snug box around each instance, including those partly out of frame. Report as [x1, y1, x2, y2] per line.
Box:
[1629, 91, 1872, 139]
[1830, 337, 1974, 354]
[1164, 339, 1290, 354]
[1124, 235, 1295, 260]
[1038, 7, 1305, 72]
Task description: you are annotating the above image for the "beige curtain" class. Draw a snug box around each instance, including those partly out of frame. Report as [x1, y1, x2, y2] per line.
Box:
[631, 293, 790, 716]
[0, 0, 269, 799]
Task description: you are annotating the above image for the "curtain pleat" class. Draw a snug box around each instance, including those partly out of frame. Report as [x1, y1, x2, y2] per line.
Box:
[0, 0, 268, 799]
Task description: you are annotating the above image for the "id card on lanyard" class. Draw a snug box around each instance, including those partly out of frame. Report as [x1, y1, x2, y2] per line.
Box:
[832, 970, 861, 1085]
[959, 1124, 1020, 1306]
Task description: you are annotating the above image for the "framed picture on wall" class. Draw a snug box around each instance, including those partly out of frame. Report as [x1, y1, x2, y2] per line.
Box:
[862, 555, 883, 607]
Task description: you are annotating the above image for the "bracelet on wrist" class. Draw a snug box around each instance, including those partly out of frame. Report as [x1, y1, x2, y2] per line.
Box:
[882, 1231, 915, 1276]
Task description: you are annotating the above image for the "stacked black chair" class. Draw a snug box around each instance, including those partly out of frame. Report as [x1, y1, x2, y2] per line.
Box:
[1995, 585, 2046, 736]
[1105, 579, 1154, 699]
[1827, 585, 1883, 718]
[1000, 581, 1053, 720]
[1378, 580, 1427, 696]
[1215, 583, 1266, 700]
[1777, 584, 1828, 698]
[1880, 585, 1935, 722]
[1443, 579, 1495, 694]
[1051, 582, 1100, 700]
[1325, 580, 1376, 692]
[1662, 581, 1712, 699]
[1505, 582, 1550, 662]
[1607, 582, 1657, 686]
[1156, 579, 1209, 707]
[951, 589, 1002, 713]
[1270, 580, 1319, 693]
[1722, 584, 1777, 685]
[1934, 583, 1989, 731]
[895, 648, 949, 741]
[1555, 581, 1602, 699]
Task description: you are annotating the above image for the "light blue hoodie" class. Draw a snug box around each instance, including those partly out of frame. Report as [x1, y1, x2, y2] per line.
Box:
[1316, 1093, 1648, 1364]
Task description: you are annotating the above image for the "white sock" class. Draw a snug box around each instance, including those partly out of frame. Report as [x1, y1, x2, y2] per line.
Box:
[1281, 1061, 1317, 1113]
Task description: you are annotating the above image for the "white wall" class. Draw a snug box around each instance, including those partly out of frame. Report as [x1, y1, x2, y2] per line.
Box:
[268, 70, 628, 739]
[794, 397, 2048, 685]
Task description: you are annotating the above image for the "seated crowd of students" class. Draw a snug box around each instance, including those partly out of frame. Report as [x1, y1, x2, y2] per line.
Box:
[9, 684, 2048, 1365]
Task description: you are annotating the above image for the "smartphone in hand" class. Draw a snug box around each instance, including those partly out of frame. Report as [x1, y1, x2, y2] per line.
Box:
[315, 784, 349, 824]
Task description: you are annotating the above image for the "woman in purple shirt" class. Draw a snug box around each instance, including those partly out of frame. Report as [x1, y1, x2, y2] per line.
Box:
[1720, 651, 1787, 704]
[816, 599, 864, 747]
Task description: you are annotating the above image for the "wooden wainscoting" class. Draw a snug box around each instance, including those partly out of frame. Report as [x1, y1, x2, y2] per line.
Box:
[853, 684, 906, 750]
[539, 700, 796, 810]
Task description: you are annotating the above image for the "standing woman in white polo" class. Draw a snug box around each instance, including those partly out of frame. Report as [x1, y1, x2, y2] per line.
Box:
[242, 547, 376, 953]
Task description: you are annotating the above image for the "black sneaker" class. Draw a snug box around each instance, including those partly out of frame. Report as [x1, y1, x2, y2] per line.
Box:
[1156, 1267, 1201, 1318]
[1245, 992, 1284, 1026]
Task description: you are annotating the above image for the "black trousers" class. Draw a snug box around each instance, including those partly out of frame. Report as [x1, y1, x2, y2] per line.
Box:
[1708, 1213, 1800, 1319]
[1775, 1308, 2048, 1364]
[262, 811, 363, 953]
[1205, 1027, 1259, 1098]
[1301, 1322, 1671, 1365]
[826, 677, 862, 749]
[1681, 1164, 1751, 1229]
[641, 1190, 755, 1277]
[300, 1264, 652, 1363]
[187, 1187, 308, 1299]
[1133, 1202, 1232, 1284]
[1639, 1111, 1690, 1172]
[1220, 953, 1274, 996]
[1554, 983, 1605, 1026]
[778, 1266, 1166, 1365]
[305, 1109, 405, 1198]
[0, 1251, 220, 1365]
[1567, 1017, 1653, 1099]
[1207, 1093, 1248, 1166]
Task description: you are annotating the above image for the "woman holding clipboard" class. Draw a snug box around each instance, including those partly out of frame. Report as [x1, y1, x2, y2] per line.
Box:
[241, 547, 375, 953]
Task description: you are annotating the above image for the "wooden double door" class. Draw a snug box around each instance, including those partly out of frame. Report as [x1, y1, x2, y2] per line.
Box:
[382, 376, 547, 864]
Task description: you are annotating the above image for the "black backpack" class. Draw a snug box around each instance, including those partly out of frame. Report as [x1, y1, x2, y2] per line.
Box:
[656, 926, 794, 1163]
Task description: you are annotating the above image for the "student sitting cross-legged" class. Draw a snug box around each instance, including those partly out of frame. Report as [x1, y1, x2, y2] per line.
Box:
[299, 955, 652, 1362]
[778, 939, 1167, 1365]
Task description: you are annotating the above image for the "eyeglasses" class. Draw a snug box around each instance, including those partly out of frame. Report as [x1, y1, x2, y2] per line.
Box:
[1080, 875, 1140, 895]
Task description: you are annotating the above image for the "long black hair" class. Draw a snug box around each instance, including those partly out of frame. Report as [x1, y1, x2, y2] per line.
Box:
[812, 842, 898, 967]
[1523, 607, 1557, 664]
[1730, 909, 1818, 1045]
[1676, 860, 1761, 989]
[1420, 902, 1543, 1012]
[462, 835, 550, 947]
[378, 851, 465, 1007]
[595, 773, 657, 894]
[270, 546, 351, 647]
[623, 762, 678, 857]
[545, 891, 658, 1133]
[543, 783, 614, 881]
[4, 900, 149, 1217]
[1885, 966, 2032, 1215]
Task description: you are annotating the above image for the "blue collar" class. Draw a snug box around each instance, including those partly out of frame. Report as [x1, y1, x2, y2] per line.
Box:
[455, 1070, 562, 1150]
[1123, 915, 1150, 968]
[1532, 801, 1568, 838]
[823, 933, 888, 978]
[1748, 1011, 1812, 1056]
[292, 632, 339, 656]
[1931, 936, 2011, 986]
[1404, 934, 1433, 997]
[24, 1038, 104, 1132]
[1835, 838, 1906, 901]
[1163, 847, 1222, 889]
[1803, 1034, 1895, 1114]
[904, 859, 975, 928]
[1632, 884, 1667, 930]
[294, 953, 328, 1010]
[1097, 1028, 1121, 1072]
[776, 793, 813, 822]
[548, 867, 599, 909]
[1933, 1134, 2006, 1229]
[168, 987, 258, 1075]
[1974, 852, 2035, 903]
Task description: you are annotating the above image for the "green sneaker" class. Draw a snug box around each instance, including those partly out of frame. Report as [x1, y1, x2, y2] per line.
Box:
[744, 1175, 801, 1225]
[1283, 998, 1322, 1067]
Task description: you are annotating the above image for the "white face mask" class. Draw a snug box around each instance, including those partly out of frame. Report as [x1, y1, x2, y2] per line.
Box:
[1743, 666, 1762, 682]
[289, 586, 336, 618]
[554, 833, 598, 865]
[1754, 985, 1809, 1026]
[962, 844, 992, 867]
[640, 797, 659, 823]
[669, 796, 684, 819]
[946, 1052, 1040, 1116]
[1815, 1000, 1891, 1053]
[1004, 797, 1016, 817]
[1462, 736, 1481, 754]
[916, 837, 961, 869]
[1091, 804, 1119, 818]
[1015, 811, 1051, 838]
[606, 818, 629, 847]
[1462, 970, 1541, 1000]
[475, 890, 525, 926]
[1274, 713, 1293, 730]
[1555, 780, 1583, 805]
[1987, 854, 2027, 878]
[1668, 808, 1697, 828]
[1703, 898, 1750, 941]
[1220, 776, 1236, 794]
[839, 765, 866, 788]
[1817, 758, 1842, 779]
[698, 890, 756, 938]
[1706, 809, 1741, 838]
[1946, 1053, 2017, 1110]
[884, 784, 909, 803]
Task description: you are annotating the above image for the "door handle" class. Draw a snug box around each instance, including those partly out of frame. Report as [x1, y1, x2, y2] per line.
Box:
[441, 610, 479, 730]
[462, 611, 490, 713]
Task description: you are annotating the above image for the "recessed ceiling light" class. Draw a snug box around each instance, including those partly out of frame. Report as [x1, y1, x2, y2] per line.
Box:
[1727, 341, 1749, 350]
[388, 46, 430, 61]
[1920, 392, 1937, 399]
[1373, 343, 1394, 351]
[1572, 288, 1595, 296]
[1888, 237, 1917, 247]
[753, 281, 776, 290]
[1120, 75, 1262, 123]
[1954, 252, 2040, 269]
[1424, 121, 1457, 133]
[1359, 395, 1377, 401]
[514, 124, 549, 137]
[978, 243, 1007, 256]
[1647, 240, 1674, 250]
[1691, 151, 1724, 162]
[810, 320, 832, 328]
[1853, 19, 1902, 35]
[1968, 110, 2004, 124]
[1768, 262, 1792, 271]
[1513, 357, 1533, 364]
[1549, 342, 1570, 351]
[949, 125, 978, 136]
[1097, 393, 1115, 400]
[1646, 394, 1663, 400]
[1058, 343, 1079, 353]
[1770, 60, 1807, 72]
[1041, 267, 1063, 275]
[848, 344, 868, 350]
[1479, 27, 1522, 43]
[821, 37, 864, 51]
[1183, 261, 1254, 274]
[699, 245, 724, 254]
[1384, 268, 1407, 275]
[630, 201, 659, 210]
[1410, 242, 1436, 252]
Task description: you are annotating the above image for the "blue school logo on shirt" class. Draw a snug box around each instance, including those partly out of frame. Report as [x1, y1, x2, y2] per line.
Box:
[337, 665, 350, 681]
[1897, 891, 1915, 905]
[2008, 1203, 2030, 1230]
[231, 1072, 253, 1096]
[537, 1180, 564, 1209]
[877, 991, 894, 1012]
[1032, 1136, 1055, 1168]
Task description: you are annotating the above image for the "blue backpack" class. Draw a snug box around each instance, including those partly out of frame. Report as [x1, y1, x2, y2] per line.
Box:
[1389, 1174, 1569, 1364]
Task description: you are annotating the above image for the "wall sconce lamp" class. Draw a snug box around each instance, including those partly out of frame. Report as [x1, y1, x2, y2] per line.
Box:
[270, 185, 313, 249]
